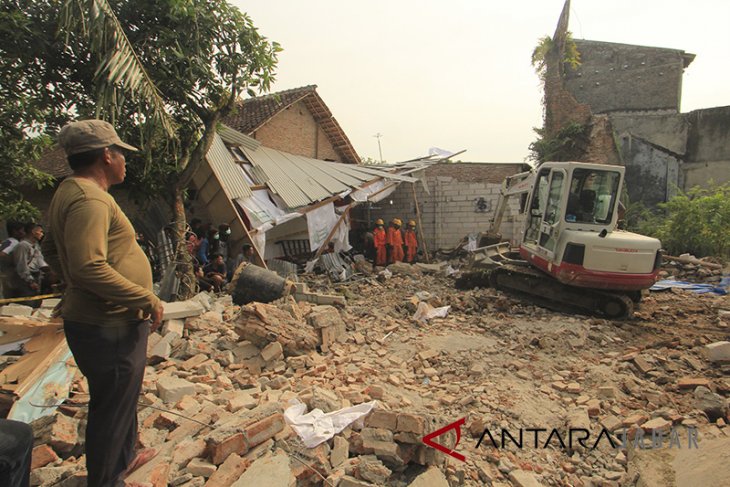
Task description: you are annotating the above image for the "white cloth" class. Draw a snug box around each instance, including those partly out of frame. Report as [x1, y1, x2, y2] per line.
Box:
[284, 400, 378, 448]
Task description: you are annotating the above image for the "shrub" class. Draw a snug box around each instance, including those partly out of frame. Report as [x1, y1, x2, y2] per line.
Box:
[628, 184, 730, 258]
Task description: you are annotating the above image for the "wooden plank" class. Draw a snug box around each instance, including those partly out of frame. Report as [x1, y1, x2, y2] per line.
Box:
[412, 183, 430, 263]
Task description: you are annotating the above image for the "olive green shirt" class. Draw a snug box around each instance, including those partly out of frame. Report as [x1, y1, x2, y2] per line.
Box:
[43, 177, 160, 326]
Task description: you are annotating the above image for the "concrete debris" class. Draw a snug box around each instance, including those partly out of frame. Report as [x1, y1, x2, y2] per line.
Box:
[409, 466, 449, 486]
[3, 253, 729, 486]
[705, 341, 730, 362]
[162, 300, 205, 320]
[1, 303, 34, 316]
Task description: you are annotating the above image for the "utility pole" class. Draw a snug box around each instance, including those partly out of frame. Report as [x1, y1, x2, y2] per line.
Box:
[373, 133, 384, 164]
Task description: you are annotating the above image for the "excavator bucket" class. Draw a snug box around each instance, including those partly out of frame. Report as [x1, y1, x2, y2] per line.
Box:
[467, 242, 513, 269]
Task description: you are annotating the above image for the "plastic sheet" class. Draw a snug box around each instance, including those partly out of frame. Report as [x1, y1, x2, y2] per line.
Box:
[284, 400, 378, 448]
[306, 203, 338, 251]
[650, 277, 729, 296]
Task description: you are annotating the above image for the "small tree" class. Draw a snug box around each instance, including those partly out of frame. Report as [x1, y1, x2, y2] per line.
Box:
[3, 0, 280, 297]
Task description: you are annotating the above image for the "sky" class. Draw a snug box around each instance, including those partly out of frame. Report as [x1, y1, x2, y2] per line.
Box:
[231, 0, 730, 164]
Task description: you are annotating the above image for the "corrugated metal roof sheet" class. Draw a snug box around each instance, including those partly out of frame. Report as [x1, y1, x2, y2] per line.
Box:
[237, 145, 419, 209]
[218, 125, 261, 151]
[206, 135, 252, 200]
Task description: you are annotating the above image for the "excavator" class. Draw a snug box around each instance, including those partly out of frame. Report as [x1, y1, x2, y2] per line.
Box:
[466, 161, 662, 319]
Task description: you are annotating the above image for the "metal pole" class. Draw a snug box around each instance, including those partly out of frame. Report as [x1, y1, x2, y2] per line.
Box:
[373, 133, 384, 164]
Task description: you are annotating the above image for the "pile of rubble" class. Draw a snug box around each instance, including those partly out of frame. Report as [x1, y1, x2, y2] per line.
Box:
[658, 253, 727, 284]
[11, 291, 455, 487]
[1, 259, 729, 486]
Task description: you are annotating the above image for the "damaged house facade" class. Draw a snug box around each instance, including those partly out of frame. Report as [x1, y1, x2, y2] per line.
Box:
[544, 0, 730, 207]
[186, 86, 418, 267]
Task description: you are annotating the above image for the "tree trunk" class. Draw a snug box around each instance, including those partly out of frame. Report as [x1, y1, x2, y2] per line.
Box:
[173, 187, 196, 300]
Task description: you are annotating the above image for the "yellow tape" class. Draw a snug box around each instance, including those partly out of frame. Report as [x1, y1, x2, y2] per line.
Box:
[0, 293, 62, 305]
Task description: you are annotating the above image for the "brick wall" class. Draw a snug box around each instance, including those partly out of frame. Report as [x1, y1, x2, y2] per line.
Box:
[352, 163, 524, 252]
[253, 101, 342, 162]
[564, 40, 690, 114]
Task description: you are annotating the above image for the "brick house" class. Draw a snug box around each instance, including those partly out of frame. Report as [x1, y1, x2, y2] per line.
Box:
[223, 85, 360, 165]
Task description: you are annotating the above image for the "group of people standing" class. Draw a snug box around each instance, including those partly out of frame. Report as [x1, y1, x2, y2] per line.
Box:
[372, 218, 418, 266]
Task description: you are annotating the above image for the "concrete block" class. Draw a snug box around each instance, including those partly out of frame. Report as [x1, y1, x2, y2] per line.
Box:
[226, 391, 257, 412]
[149, 339, 172, 361]
[0, 303, 33, 316]
[231, 452, 294, 487]
[162, 300, 204, 320]
[261, 341, 284, 362]
[509, 470, 543, 487]
[706, 341, 730, 362]
[162, 319, 185, 338]
[409, 467, 449, 487]
[156, 375, 196, 403]
[205, 454, 249, 486]
[331, 436, 349, 467]
[185, 458, 217, 478]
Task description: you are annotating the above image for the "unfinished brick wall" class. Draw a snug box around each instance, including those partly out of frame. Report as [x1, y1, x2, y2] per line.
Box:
[253, 101, 341, 162]
[565, 40, 690, 114]
[542, 35, 620, 165]
[353, 163, 524, 253]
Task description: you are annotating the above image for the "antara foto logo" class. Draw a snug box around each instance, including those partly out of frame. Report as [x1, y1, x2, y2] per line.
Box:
[421, 417, 466, 462]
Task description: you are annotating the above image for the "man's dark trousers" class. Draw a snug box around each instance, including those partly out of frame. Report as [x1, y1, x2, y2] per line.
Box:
[0, 419, 33, 487]
[64, 320, 149, 487]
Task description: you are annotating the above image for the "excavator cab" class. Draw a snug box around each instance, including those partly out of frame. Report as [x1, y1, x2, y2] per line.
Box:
[519, 162, 661, 292]
[472, 161, 661, 318]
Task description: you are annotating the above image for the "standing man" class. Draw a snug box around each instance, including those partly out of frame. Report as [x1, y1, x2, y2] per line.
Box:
[387, 218, 404, 264]
[404, 220, 418, 263]
[373, 219, 387, 266]
[43, 120, 163, 487]
[12, 223, 49, 303]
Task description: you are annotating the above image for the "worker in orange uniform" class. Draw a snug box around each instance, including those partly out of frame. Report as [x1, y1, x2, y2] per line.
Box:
[387, 218, 404, 263]
[373, 219, 388, 266]
[404, 220, 418, 263]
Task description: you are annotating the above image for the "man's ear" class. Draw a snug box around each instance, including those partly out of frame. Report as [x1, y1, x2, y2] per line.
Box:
[102, 147, 114, 165]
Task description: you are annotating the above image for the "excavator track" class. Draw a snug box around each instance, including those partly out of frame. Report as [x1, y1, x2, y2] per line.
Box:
[489, 264, 635, 319]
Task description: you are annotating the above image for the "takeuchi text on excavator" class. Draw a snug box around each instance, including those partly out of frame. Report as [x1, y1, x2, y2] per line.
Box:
[465, 161, 662, 319]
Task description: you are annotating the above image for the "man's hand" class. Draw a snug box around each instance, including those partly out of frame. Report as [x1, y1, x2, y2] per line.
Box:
[29, 281, 39, 291]
[150, 301, 164, 332]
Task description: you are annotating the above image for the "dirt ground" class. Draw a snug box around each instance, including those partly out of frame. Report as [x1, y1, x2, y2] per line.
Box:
[314, 263, 730, 486]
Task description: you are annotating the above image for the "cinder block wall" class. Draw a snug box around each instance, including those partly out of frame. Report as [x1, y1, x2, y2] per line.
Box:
[253, 100, 341, 162]
[352, 163, 524, 253]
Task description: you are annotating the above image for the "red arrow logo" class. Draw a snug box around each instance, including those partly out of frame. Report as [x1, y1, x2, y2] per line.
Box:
[422, 417, 466, 462]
